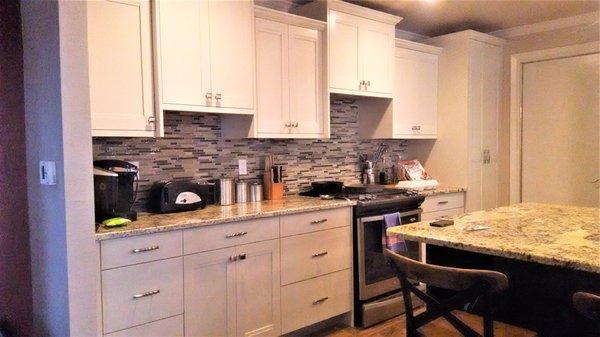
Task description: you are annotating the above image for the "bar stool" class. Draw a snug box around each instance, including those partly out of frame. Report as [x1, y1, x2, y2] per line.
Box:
[385, 249, 538, 337]
[573, 292, 600, 321]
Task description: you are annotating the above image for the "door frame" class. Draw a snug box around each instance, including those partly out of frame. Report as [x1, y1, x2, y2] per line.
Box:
[509, 42, 599, 204]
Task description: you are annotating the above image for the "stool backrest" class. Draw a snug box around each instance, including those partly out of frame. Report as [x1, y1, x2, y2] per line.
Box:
[573, 292, 600, 321]
[384, 249, 508, 293]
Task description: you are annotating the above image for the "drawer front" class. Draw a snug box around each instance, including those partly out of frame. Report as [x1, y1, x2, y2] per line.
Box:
[421, 208, 464, 221]
[101, 230, 182, 270]
[183, 217, 279, 254]
[104, 315, 183, 337]
[281, 227, 351, 285]
[280, 207, 351, 237]
[281, 269, 352, 334]
[421, 193, 465, 213]
[102, 258, 183, 333]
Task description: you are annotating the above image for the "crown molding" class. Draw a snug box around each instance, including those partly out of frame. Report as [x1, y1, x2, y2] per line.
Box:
[491, 11, 599, 38]
[254, 5, 327, 30]
[395, 29, 429, 42]
[395, 38, 443, 55]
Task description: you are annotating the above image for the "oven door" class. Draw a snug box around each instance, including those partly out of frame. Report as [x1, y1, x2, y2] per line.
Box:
[357, 209, 421, 301]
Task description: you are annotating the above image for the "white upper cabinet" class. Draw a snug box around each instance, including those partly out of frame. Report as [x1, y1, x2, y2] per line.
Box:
[292, 0, 400, 98]
[393, 40, 442, 139]
[154, 0, 255, 115]
[87, 0, 158, 137]
[253, 7, 327, 139]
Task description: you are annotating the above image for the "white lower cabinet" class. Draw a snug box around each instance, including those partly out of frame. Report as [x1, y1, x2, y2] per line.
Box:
[99, 206, 353, 336]
[281, 269, 352, 334]
[104, 316, 184, 337]
[184, 240, 280, 337]
[101, 257, 184, 334]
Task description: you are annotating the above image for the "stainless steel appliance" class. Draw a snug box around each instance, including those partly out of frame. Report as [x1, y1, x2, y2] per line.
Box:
[93, 160, 139, 222]
[147, 180, 209, 213]
[214, 178, 235, 205]
[300, 185, 424, 327]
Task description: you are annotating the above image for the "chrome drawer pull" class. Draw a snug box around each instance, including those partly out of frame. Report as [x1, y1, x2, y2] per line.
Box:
[312, 297, 329, 305]
[225, 231, 248, 238]
[131, 245, 159, 254]
[312, 251, 328, 258]
[437, 200, 449, 205]
[132, 289, 160, 299]
[310, 219, 328, 225]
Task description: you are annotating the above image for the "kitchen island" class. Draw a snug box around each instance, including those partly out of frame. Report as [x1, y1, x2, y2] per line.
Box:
[387, 203, 599, 337]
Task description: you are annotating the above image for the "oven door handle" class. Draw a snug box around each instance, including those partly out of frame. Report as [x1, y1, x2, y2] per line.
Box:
[358, 209, 422, 223]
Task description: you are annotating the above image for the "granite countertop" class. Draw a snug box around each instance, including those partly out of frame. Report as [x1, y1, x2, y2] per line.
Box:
[384, 184, 467, 196]
[96, 195, 355, 241]
[387, 203, 600, 273]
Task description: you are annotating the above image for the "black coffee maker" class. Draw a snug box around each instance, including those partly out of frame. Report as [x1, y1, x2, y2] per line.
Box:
[93, 160, 138, 222]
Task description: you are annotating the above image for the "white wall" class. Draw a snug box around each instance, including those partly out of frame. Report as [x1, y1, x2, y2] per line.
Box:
[21, 1, 100, 335]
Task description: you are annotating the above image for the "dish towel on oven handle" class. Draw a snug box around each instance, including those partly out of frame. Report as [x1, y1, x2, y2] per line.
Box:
[382, 212, 407, 253]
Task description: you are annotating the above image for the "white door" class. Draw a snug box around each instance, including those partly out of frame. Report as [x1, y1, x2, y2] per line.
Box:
[522, 53, 599, 207]
[208, 0, 255, 110]
[184, 248, 236, 337]
[87, 0, 154, 135]
[255, 18, 290, 135]
[393, 48, 438, 137]
[156, 0, 211, 107]
[289, 26, 322, 135]
[328, 10, 362, 92]
[360, 20, 394, 95]
[235, 240, 280, 337]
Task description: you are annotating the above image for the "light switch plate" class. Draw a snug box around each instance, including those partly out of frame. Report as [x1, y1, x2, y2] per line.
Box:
[238, 159, 247, 175]
[39, 161, 57, 185]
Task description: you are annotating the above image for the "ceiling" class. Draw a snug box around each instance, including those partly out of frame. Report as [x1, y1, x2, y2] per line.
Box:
[344, 0, 599, 36]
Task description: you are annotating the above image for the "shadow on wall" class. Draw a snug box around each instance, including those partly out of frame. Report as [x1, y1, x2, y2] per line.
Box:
[0, 0, 33, 336]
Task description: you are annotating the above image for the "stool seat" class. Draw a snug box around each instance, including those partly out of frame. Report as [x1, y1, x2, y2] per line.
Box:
[419, 311, 538, 337]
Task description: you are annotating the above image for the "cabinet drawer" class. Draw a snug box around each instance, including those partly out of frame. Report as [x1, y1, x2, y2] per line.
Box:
[281, 269, 352, 334]
[280, 207, 351, 237]
[101, 230, 182, 270]
[183, 217, 279, 254]
[104, 315, 183, 337]
[421, 193, 465, 213]
[281, 227, 351, 285]
[421, 208, 464, 221]
[102, 258, 183, 333]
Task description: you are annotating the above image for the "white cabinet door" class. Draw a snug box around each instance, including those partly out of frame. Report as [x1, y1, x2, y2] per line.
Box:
[360, 19, 394, 95]
[289, 26, 323, 135]
[328, 10, 362, 92]
[184, 248, 236, 337]
[208, 0, 255, 110]
[155, 0, 211, 108]
[235, 240, 281, 337]
[255, 18, 290, 135]
[88, 0, 155, 137]
[394, 48, 438, 138]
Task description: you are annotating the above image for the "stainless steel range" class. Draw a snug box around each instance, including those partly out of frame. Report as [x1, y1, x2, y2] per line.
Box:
[300, 183, 425, 327]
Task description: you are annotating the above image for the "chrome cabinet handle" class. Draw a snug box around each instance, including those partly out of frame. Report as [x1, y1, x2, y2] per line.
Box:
[229, 253, 247, 262]
[366, 80, 370, 87]
[225, 231, 248, 239]
[591, 178, 599, 184]
[310, 219, 328, 225]
[133, 289, 160, 299]
[285, 122, 292, 127]
[238, 253, 246, 260]
[437, 200, 449, 205]
[312, 251, 328, 258]
[147, 116, 156, 124]
[205, 92, 212, 99]
[293, 122, 299, 128]
[359, 80, 365, 90]
[409, 217, 417, 222]
[312, 297, 329, 305]
[131, 245, 159, 254]
[215, 93, 222, 101]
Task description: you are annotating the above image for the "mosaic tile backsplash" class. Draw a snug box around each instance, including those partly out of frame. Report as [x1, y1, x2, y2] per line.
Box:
[93, 99, 408, 211]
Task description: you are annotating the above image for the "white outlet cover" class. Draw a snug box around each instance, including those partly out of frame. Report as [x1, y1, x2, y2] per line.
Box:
[238, 159, 247, 175]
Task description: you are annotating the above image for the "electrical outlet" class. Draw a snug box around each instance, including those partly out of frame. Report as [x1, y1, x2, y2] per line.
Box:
[238, 159, 247, 175]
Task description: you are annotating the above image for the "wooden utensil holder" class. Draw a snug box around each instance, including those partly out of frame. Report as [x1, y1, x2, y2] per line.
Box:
[263, 172, 284, 200]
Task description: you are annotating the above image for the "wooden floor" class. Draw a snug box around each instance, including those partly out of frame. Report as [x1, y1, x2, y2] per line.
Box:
[306, 310, 537, 337]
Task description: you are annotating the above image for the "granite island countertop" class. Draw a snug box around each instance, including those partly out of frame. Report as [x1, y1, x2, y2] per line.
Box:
[384, 184, 467, 197]
[387, 203, 600, 273]
[96, 195, 355, 241]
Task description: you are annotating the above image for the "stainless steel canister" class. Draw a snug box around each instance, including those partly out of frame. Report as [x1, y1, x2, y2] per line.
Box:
[236, 181, 249, 203]
[249, 183, 263, 202]
[218, 178, 235, 205]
